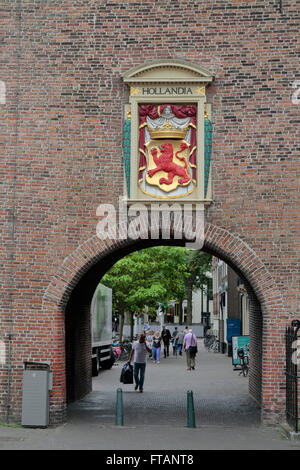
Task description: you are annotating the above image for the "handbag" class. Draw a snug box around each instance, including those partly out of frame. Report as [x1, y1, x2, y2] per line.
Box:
[189, 335, 198, 355]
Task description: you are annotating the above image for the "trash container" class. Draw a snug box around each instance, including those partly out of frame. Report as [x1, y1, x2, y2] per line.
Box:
[21, 362, 53, 427]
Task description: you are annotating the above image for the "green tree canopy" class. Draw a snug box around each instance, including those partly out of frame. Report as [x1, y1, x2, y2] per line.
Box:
[101, 246, 212, 338]
[102, 246, 187, 315]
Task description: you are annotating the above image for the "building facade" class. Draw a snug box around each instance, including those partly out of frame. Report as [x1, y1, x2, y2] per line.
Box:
[212, 257, 250, 353]
[1, 1, 299, 426]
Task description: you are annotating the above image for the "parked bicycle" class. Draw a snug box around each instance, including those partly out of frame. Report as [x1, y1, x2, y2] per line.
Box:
[209, 336, 219, 352]
[120, 339, 132, 360]
[112, 342, 122, 362]
[204, 330, 214, 348]
[112, 339, 132, 362]
[204, 333, 219, 352]
[237, 347, 249, 377]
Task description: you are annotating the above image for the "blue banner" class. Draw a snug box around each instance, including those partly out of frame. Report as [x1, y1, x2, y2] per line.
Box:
[226, 318, 241, 342]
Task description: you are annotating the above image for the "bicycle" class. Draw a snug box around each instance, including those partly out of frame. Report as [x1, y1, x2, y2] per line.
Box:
[204, 332, 215, 349]
[204, 334, 212, 349]
[237, 347, 249, 377]
[113, 340, 132, 362]
[119, 341, 132, 361]
[209, 336, 219, 352]
[204, 333, 219, 352]
[112, 342, 122, 362]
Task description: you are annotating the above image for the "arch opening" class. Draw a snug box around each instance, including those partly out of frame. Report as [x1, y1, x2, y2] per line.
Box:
[43, 224, 285, 425]
[64, 238, 263, 424]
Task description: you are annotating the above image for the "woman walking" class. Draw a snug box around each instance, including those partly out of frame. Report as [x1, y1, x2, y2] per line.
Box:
[152, 331, 162, 364]
[128, 333, 151, 392]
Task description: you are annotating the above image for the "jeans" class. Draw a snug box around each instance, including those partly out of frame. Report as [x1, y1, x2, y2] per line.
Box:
[163, 343, 170, 357]
[152, 346, 161, 362]
[133, 362, 146, 390]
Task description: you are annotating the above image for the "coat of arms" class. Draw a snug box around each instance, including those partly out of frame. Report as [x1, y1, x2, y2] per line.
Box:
[138, 104, 197, 198]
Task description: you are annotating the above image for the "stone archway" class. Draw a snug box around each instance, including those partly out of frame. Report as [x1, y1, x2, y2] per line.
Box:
[42, 223, 285, 425]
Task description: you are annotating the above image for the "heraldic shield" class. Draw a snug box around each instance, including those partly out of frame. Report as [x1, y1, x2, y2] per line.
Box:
[138, 104, 197, 199]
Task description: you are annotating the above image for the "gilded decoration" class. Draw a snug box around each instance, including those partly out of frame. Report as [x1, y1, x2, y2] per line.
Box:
[138, 104, 197, 197]
[122, 60, 214, 202]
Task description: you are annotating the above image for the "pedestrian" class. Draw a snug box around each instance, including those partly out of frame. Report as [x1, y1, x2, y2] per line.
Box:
[146, 330, 154, 359]
[172, 327, 179, 356]
[128, 333, 151, 392]
[176, 329, 185, 356]
[161, 325, 172, 358]
[183, 329, 198, 371]
[152, 331, 162, 363]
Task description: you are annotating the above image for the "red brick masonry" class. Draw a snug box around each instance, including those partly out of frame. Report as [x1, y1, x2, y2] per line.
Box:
[1, 1, 299, 424]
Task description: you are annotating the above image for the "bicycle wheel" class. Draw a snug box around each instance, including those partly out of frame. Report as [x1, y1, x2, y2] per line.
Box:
[120, 347, 129, 361]
[113, 349, 119, 362]
[124, 343, 132, 354]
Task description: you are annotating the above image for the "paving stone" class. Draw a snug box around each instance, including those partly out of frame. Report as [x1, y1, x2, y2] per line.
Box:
[68, 341, 260, 427]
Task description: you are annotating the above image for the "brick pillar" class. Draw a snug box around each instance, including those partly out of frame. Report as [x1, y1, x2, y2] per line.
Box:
[248, 292, 263, 405]
[65, 296, 92, 404]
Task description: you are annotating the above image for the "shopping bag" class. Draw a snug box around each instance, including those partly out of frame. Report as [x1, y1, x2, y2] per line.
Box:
[189, 345, 198, 355]
[120, 363, 133, 384]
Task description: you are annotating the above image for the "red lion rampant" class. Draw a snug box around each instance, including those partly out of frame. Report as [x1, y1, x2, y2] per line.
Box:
[148, 141, 190, 186]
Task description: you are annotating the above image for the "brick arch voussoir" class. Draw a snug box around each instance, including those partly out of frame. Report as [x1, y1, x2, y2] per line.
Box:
[43, 222, 283, 316]
[42, 221, 137, 310]
[204, 223, 283, 311]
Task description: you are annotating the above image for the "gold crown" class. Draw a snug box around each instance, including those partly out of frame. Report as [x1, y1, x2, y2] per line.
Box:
[148, 121, 188, 140]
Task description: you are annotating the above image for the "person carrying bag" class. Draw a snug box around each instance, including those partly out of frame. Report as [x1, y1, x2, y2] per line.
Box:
[128, 333, 151, 392]
[189, 335, 198, 356]
[183, 329, 198, 371]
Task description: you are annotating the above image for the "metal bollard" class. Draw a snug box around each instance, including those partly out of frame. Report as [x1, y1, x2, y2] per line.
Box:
[187, 390, 196, 428]
[116, 388, 124, 426]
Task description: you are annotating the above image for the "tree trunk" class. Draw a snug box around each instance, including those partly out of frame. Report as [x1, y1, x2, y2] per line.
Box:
[130, 312, 134, 341]
[179, 300, 183, 325]
[206, 279, 210, 313]
[119, 312, 124, 342]
[186, 279, 193, 326]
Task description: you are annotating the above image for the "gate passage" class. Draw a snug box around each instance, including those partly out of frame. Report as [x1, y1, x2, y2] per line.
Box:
[285, 320, 300, 433]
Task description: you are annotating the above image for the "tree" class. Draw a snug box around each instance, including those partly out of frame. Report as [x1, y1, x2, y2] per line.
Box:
[101, 246, 212, 339]
[101, 246, 188, 340]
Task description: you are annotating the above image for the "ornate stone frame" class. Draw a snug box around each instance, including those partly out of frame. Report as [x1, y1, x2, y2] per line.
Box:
[122, 60, 214, 203]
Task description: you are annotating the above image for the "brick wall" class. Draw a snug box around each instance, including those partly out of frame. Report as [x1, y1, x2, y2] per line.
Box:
[1, 1, 299, 425]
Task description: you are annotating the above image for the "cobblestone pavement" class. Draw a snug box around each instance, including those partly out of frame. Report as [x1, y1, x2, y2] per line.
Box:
[1, 341, 300, 450]
[69, 340, 260, 427]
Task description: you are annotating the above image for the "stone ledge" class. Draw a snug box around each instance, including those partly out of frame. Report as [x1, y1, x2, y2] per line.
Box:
[278, 422, 300, 440]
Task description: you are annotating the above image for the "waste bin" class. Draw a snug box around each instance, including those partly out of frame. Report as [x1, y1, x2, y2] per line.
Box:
[21, 362, 52, 427]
